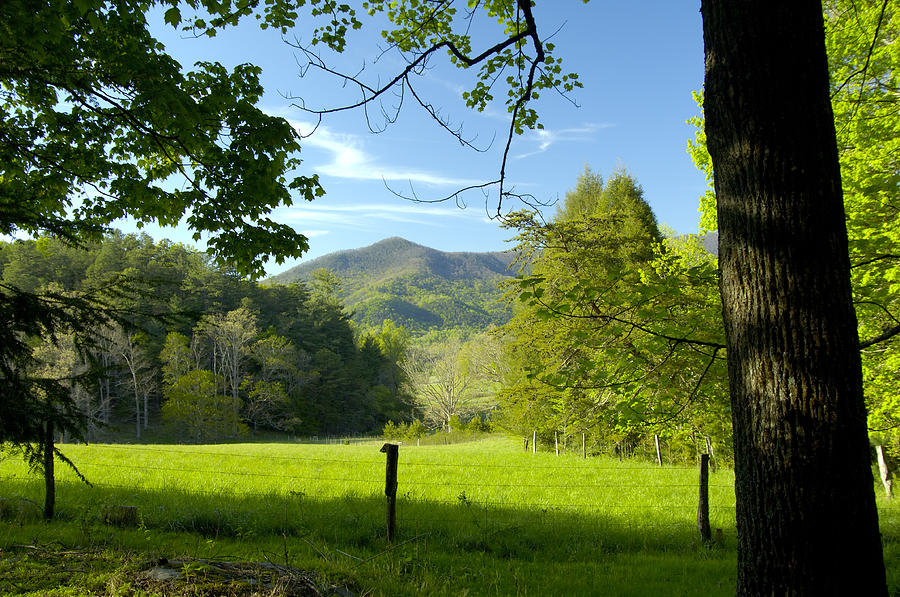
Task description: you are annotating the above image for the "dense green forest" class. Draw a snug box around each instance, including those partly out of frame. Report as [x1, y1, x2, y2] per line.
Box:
[0, 233, 411, 438]
[0, 170, 729, 459]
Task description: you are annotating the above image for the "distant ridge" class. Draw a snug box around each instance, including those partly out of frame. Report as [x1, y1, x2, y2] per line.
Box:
[269, 237, 514, 285]
[701, 231, 718, 255]
[268, 237, 516, 333]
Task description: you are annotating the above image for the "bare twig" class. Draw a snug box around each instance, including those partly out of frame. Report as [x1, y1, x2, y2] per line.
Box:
[282, 0, 563, 211]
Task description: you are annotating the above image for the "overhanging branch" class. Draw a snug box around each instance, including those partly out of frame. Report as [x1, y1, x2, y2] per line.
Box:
[282, 0, 558, 213]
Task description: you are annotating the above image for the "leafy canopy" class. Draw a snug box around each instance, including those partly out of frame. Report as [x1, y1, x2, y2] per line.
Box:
[826, 0, 900, 454]
[0, 0, 338, 277]
[499, 168, 728, 448]
[685, 0, 900, 453]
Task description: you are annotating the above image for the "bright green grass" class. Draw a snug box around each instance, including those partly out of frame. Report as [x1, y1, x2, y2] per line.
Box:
[0, 436, 896, 596]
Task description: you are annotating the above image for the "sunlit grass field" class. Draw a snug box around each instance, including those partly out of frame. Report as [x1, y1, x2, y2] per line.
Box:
[1, 436, 898, 596]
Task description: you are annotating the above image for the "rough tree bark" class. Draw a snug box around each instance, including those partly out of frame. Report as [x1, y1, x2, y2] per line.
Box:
[701, 1, 886, 594]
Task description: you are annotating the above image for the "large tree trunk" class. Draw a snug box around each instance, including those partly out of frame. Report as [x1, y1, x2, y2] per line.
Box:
[701, 2, 886, 594]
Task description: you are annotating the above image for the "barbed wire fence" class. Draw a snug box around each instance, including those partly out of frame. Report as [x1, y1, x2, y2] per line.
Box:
[1, 441, 896, 550]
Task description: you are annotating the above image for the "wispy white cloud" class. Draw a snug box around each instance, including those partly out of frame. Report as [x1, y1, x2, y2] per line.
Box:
[278, 201, 486, 232]
[300, 229, 330, 239]
[289, 120, 484, 187]
[427, 76, 467, 98]
[294, 203, 476, 217]
[514, 122, 613, 159]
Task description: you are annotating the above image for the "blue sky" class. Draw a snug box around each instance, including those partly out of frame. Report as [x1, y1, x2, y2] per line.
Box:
[131, 1, 707, 276]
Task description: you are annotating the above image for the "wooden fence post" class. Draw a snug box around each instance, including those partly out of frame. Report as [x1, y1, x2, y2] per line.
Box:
[697, 453, 711, 543]
[380, 443, 399, 542]
[876, 445, 893, 498]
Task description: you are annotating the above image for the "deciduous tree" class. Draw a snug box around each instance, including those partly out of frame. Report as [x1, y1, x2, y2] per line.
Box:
[826, 0, 900, 460]
[110, 327, 155, 439]
[160, 331, 192, 387]
[162, 369, 247, 442]
[403, 340, 494, 430]
[701, 1, 886, 592]
[500, 168, 728, 451]
[0, 0, 322, 273]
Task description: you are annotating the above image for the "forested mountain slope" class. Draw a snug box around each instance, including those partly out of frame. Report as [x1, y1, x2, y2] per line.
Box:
[269, 237, 517, 333]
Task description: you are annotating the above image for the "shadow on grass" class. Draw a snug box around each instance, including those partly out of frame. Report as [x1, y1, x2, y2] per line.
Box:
[0, 476, 730, 561]
[5, 480, 900, 595]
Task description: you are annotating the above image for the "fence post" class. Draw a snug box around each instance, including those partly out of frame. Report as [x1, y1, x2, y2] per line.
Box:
[380, 443, 399, 542]
[532, 430, 536, 454]
[654, 434, 662, 466]
[555, 432, 559, 456]
[697, 453, 711, 543]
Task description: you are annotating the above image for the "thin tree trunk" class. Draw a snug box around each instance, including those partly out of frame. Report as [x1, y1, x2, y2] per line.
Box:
[101, 376, 110, 423]
[98, 353, 110, 424]
[130, 367, 141, 440]
[231, 352, 240, 435]
[876, 445, 893, 498]
[43, 420, 55, 520]
[105, 377, 112, 423]
[211, 342, 217, 396]
[701, 2, 886, 594]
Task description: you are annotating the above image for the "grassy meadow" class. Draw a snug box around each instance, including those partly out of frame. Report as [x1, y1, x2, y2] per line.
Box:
[1, 436, 898, 596]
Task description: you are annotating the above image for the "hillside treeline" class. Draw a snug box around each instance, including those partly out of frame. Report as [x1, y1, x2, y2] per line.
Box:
[0, 233, 409, 440]
[347, 273, 512, 334]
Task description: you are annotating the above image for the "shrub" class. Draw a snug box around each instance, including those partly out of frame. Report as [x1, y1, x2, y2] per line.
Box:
[405, 419, 427, 440]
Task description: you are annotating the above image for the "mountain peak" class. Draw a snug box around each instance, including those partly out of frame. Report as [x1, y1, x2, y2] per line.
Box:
[269, 238, 513, 284]
[376, 236, 420, 247]
[267, 238, 515, 333]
